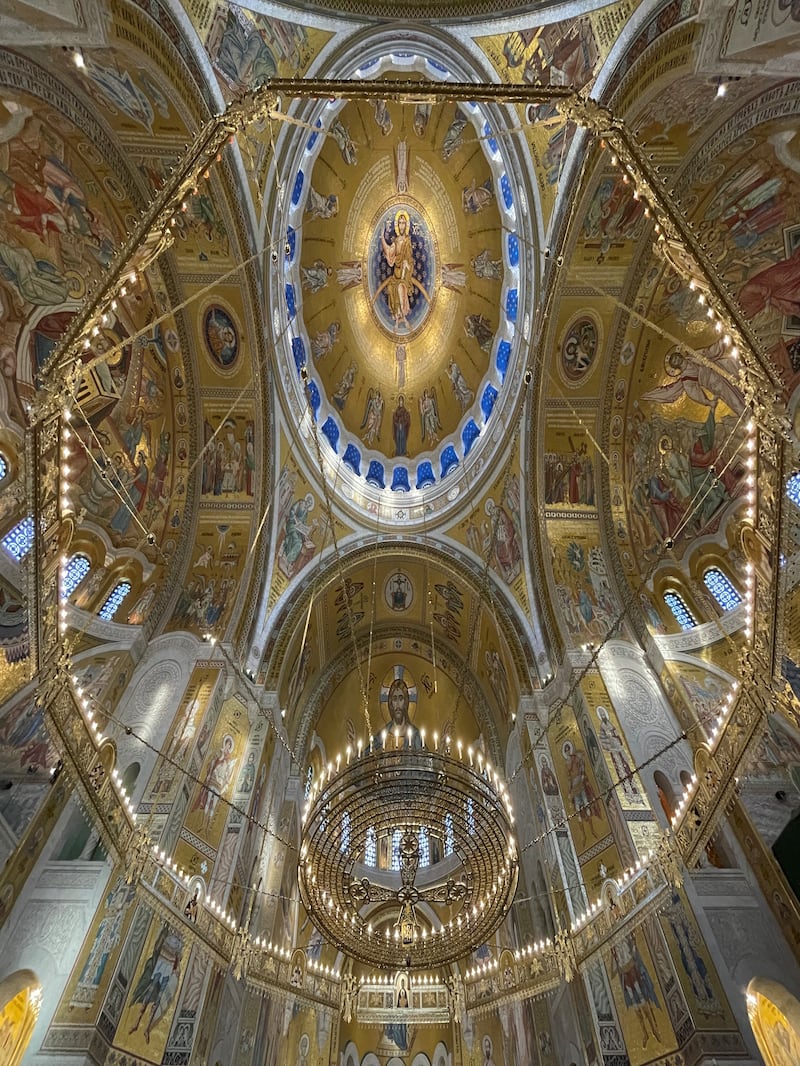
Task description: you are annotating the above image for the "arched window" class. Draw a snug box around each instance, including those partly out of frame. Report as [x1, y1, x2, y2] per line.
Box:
[365, 826, 377, 867]
[2, 516, 34, 560]
[98, 581, 131, 621]
[444, 812, 454, 856]
[703, 567, 742, 611]
[664, 591, 696, 631]
[341, 810, 351, 853]
[787, 472, 800, 507]
[304, 765, 313, 799]
[0, 453, 7, 481]
[391, 829, 401, 871]
[61, 553, 91, 598]
[418, 827, 430, 867]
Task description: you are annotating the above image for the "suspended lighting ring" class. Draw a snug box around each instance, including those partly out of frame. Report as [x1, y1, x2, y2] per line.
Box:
[298, 743, 518, 969]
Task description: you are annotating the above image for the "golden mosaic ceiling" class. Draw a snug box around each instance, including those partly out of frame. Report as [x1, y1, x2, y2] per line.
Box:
[300, 97, 503, 464]
[275, 81, 527, 513]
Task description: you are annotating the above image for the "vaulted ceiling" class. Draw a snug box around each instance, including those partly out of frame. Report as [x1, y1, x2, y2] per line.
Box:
[1, 0, 798, 758]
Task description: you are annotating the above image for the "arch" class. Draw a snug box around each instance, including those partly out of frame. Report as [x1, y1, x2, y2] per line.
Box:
[702, 566, 742, 612]
[746, 977, 800, 1065]
[121, 762, 140, 795]
[342, 1041, 360, 1066]
[1, 516, 33, 561]
[61, 552, 91, 599]
[98, 580, 132, 621]
[772, 813, 800, 904]
[290, 621, 506, 768]
[262, 539, 544, 700]
[663, 590, 697, 631]
[654, 770, 677, 824]
[0, 968, 42, 1066]
[432, 1041, 450, 1066]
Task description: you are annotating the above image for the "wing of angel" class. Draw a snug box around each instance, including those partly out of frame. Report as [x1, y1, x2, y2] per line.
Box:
[431, 387, 440, 424]
[360, 388, 375, 429]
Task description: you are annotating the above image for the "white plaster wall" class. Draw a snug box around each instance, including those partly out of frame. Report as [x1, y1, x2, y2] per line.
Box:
[0, 801, 112, 1065]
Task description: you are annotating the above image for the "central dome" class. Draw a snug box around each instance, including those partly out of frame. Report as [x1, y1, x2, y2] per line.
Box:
[300, 96, 502, 466]
[273, 56, 534, 523]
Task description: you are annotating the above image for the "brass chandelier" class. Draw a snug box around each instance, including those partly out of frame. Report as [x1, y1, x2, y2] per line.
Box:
[298, 739, 518, 969]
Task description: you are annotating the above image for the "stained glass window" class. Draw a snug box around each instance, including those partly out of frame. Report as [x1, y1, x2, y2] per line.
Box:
[444, 812, 454, 856]
[304, 765, 313, 799]
[418, 827, 430, 867]
[787, 472, 800, 507]
[341, 810, 351, 852]
[98, 581, 131, 621]
[62, 553, 90, 598]
[391, 828, 401, 871]
[0, 454, 7, 481]
[365, 826, 377, 867]
[703, 568, 742, 611]
[664, 591, 697, 631]
[2, 516, 34, 560]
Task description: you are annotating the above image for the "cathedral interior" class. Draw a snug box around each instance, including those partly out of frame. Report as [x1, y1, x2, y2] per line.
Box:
[2, 0, 800, 1064]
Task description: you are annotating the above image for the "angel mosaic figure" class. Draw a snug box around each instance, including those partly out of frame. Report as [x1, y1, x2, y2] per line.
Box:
[371, 99, 392, 136]
[442, 263, 466, 290]
[301, 259, 330, 293]
[447, 358, 473, 412]
[336, 261, 362, 290]
[413, 102, 431, 137]
[333, 362, 357, 411]
[330, 118, 357, 165]
[462, 177, 494, 214]
[305, 186, 338, 221]
[441, 108, 467, 161]
[311, 321, 340, 361]
[360, 387, 384, 446]
[419, 387, 441, 445]
[472, 249, 502, 280]
[465, 313, 494, 352]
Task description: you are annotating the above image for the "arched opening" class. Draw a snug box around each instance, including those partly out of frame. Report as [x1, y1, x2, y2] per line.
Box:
[0, 968, 42, 1066]
[747, 977, 800, 1065]
[679, 771, 732, 868]
[654, 771, 676, 823]
[121, 761, 140, 796]
[772, 811, 800, 905]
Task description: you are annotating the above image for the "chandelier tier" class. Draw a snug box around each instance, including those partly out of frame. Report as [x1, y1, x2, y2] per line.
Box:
[298, 743, 518, 969]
